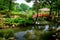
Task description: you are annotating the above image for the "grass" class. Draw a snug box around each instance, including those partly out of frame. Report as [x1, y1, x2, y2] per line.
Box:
[0, 27, 21, 33]
[0, 26, 33, 33]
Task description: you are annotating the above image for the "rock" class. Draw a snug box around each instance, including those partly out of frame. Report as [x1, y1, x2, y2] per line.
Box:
[9, 37, 15, 40]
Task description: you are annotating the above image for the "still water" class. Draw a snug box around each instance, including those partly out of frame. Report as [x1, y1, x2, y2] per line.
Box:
[14, 25, 60, 40]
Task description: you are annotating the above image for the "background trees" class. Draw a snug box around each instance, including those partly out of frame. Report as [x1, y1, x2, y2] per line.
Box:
[0, 0, 16, 11]
[20, 3, 30, 12]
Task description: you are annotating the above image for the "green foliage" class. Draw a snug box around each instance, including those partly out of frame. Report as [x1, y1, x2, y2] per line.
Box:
[5, 11, 34, 25]
[26, 0, 31, 3]
[14, 18, 33, 25]
[0, 0, 16, 11]
[0, 38, 3, 40]
[39, 31, 55, 40]
[5, 18, 14, 24]
[14, 18, 23, 25]
[0, 0, 5, 10]
[25, 30, 56, 40]
[23, 19, 33, 24]
[0, 30, 4, 37]
[5, 17, 33, 26]
[4, 29, 14, 39]
[0, 29, 14, 39]
[20, 3, 30, 11]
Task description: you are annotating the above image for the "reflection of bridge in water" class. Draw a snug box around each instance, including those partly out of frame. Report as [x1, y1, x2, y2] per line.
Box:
[34, 21, 60, 30]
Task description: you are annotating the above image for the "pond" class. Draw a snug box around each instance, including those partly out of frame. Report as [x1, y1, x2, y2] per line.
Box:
[14, 25, 60, 40]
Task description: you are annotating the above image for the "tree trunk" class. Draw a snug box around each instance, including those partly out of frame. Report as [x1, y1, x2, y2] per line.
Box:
[8, 0, 12, 18]
[34, 0, 38, 28]
[50, 4, 52, 15]
[9, 0, 12, 12]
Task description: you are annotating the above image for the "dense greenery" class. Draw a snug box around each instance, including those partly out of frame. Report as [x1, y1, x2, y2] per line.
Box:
[0, 29, 14, 40]
[25, 30, 60, 40]
[5, 17, 33, 27]
[0, 0, 60, 40]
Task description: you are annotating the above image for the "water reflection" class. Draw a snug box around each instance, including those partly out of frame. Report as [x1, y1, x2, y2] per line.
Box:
[14, 31, 26, 40]
[14, 30, 33, 40]
[58, 26, 60, 28]
[44, 25, 49, 30]
[14, 25, 60, 40]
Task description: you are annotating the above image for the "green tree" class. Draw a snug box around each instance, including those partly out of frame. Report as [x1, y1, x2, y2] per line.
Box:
[20, 3, 30, 12]
[0, 0, 16, 11]
[25, 0, 39, 28]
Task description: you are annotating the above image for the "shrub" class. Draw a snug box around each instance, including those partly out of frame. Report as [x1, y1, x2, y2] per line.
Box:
[23, 19, 33, 24]
[5, 17, 33, 26]
[39, 31, 55, 40]
[0, 29, 14, 39]
[4, 29, 14, 39]
[5, 18, 14, 24]
[14, 18, 23, 24]
[0, 38, 3, 40]
[0, 30, 5, 38]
